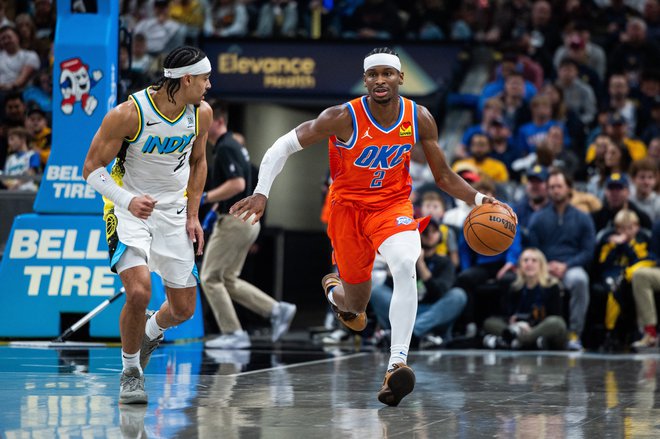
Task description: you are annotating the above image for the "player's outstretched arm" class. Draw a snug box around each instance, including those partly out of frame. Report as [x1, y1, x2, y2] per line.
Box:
[417, 105, 516, 220]
[230, 105, 352, 224]
[82, 100, 157, 219]
[186, 101, 212, 255]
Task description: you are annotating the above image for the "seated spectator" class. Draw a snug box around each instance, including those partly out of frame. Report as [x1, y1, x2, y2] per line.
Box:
[595, 209, 655, 350]
[419, 191, 459, 267]
[255, 0, 299, 38]
[130, 33, 156, 78]
[541, 82, 587, 159]
[0, 91, 27, 169]
[482, 247, 567, 350]
[514, 165, 550, 246]
[25, 106, 51, 167]
[526, 0, 562, 60]
[609, 17, 660, 89]
[456, 183, 521, 337]
[630, 158, 660, 222]
[22, 68, 51, 114]
[487, 117, 519, 176]
[554, 21, 607, 81]
[586, 130, 633, 199]
[2, 127, 40, 191]
[460, 97, 504, 160]
[341, 0, 402, 40]
[516, 94, 569, 158]
[0, 25, 40, 93]
[452, 133, 509, 183]
[480, 54, 537, 113]
[592, 173, 653, 233]
[607, 74, 641, 137]
[528, 168, 596, 350]
[370, 219, 467, 348]
[499, 72, 532, 134]
[134, 0, 185, 54]
[630, 220, 660, 348]
[645, 0, 660, 41]
[556, 57, 597, 127]
[33, 0, 55, 41]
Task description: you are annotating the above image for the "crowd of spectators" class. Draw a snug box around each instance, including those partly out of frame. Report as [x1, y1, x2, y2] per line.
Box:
[398, 0, 660, 353]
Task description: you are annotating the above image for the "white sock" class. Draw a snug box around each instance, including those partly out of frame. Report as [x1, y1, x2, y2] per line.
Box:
[378, 231, 420, 370]
[389, 344, 409, 368]
[145, 311, 166, 341]
[122, 350, 142, 374]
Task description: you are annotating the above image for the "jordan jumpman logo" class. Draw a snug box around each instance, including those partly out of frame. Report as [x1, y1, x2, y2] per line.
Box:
[361, 127, 373, 139]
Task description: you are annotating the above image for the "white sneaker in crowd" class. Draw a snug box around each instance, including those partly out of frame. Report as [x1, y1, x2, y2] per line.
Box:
[205, 330, 251, 349]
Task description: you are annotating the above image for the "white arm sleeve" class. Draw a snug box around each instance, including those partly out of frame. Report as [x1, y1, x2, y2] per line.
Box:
[86, 167, 135, 210]
[253, 129, 303, 198]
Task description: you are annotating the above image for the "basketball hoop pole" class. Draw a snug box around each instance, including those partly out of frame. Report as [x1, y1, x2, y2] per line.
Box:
[53, 288, 125, 342]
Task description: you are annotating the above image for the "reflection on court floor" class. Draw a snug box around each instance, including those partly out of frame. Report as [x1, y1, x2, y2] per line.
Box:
[1, 344, 660, 438]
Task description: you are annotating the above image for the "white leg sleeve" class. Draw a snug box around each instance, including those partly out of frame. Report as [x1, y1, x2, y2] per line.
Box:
[378, 230, 420, 367]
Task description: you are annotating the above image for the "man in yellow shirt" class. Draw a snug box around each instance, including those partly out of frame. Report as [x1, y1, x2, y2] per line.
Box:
[452, 133, 509, 183]
[585, 113, 646, 165]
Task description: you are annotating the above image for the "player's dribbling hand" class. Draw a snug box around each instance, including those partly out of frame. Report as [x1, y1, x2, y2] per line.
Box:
[229, 194, 266, 225]
[128, 195, 157, 219]
[484, 197, 518, 226]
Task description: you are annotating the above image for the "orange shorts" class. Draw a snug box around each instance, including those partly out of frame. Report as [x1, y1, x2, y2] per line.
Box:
[327, 200, 418, 284]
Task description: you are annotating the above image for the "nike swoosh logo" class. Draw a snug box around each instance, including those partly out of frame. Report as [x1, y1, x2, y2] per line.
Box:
[177, 206, 186, 214]
[146, 121, 162, 126]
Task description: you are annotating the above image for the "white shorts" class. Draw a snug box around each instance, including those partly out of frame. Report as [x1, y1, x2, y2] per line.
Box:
[106, 206, 198, 287]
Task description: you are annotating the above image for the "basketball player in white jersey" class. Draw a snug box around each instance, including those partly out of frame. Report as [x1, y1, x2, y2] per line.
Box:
[83, 46, 213, 404]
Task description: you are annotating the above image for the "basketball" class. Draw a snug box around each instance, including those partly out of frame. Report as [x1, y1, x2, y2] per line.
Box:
[463, 204, 516, 256]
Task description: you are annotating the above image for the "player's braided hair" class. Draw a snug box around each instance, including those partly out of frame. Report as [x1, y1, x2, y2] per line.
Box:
[152, 46, 207, 104]
[365, 47, 399, 59]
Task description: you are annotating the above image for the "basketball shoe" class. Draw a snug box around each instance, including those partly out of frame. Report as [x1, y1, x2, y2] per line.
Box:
[140, 310, 163, 370]
[119, 367, 147, 404]
[377, 363, 415, 406]
[321, 273, 367, 332]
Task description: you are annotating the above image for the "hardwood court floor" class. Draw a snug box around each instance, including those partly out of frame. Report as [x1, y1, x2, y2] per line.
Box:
[1, 340, 660, 438]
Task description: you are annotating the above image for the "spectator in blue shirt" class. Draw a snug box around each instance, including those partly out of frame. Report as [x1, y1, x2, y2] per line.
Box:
[513, 165, 549, 246]
[528, 168, 596, 350]
[516, 94, 570, 157]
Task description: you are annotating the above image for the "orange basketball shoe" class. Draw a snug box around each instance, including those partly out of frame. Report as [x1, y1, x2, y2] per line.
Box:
[377, 363, 416, 407]
[321, 273, 367, 332]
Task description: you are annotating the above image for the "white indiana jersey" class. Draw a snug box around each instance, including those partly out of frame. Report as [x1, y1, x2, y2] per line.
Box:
[109, 86, 199, 209]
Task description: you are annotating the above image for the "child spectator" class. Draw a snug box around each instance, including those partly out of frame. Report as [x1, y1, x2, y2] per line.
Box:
[2, 127, 39, 191]
[419, 191, 459, 267]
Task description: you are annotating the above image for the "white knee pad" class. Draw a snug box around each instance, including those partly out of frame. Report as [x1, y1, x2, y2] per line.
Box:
[378, 231, 421, 276]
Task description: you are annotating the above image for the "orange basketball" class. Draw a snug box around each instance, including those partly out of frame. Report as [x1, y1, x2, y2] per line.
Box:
[463, 204, 516, 256]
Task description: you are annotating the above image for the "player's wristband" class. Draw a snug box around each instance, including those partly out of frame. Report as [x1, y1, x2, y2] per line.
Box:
[86, 167, 134, 209]
[474, 192, 486, 206]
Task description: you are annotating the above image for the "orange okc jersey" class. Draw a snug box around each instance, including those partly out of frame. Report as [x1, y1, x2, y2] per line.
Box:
[329, 96, 418, 210]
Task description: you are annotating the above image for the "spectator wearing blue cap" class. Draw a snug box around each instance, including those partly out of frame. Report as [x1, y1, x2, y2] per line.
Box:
[592, 173, 653, 233]
[586, 137, 632, 201]
[514, 165, 549, 246]
[528, 168, 596, 350]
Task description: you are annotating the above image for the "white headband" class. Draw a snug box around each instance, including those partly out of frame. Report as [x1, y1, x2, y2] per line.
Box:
[364, 53, 401, 72]
[163, 57, 212, 78]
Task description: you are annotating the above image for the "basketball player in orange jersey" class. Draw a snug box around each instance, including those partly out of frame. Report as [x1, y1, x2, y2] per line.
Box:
[231, 47, 515, 406]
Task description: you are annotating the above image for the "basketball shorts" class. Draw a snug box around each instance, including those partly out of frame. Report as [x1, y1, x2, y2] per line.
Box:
[105, 205, 198, 287]
[327, 200, 418, 284]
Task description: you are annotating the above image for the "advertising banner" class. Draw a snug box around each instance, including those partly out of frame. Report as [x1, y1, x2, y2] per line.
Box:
[201, 41, 463, 100]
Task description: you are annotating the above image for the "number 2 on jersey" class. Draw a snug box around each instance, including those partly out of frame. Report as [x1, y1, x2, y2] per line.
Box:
[370, 170, 386, 188]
